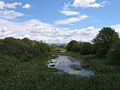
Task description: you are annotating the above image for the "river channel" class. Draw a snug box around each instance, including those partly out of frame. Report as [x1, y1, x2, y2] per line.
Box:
[47, 55, 94, 76]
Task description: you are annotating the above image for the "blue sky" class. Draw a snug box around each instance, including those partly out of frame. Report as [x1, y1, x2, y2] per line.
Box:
[0, 0, 120, 43]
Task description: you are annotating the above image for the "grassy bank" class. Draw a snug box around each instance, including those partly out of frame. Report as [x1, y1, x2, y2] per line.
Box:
[65, 52, 120, 74]
[0, 53, 57, 90]
[81, 55, 120, 74]
[1, 52, 120, 90]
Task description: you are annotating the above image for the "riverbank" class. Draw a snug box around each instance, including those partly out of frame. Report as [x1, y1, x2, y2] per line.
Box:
[63, 52, 120, 75]
[1, 52, 120, 90]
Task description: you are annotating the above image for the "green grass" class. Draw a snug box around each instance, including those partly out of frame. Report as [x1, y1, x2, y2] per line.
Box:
[64, 52, 120, 74]
[79, 55, 120, 74]
[1, 52, 120, 90]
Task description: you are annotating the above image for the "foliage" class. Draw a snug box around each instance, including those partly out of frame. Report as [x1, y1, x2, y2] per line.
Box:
[80, 42, 95, 55]
[67, 40, 95, 55]
[93, 27, 119, 58]
[67, 40, 78, 51]
[71, 42, 81, 52]
[107, 39, 120, 65]
[50, 44, 58, 50]
[1, 52, 120, 90]
[0, 27, 120, 90]
[59, 44, 67, 49]
[0, 37, 50, 62]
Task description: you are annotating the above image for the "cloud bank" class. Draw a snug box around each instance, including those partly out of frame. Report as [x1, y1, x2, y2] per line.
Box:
[0, 0, 119, 44]
[0, 18, 120, 43]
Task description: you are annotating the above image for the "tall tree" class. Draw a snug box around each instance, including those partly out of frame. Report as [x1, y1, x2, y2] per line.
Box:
[93, 27, 119, 58]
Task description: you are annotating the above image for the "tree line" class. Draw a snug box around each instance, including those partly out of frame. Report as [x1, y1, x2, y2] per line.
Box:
[67, 27, 120, 64]
[0, 37, 50, 62]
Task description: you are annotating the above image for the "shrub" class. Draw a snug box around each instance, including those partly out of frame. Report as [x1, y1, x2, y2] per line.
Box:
[0, 37, 50, 62]
[107, 40, 120, 65]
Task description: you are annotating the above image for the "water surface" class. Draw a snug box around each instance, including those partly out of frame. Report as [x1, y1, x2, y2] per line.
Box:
[47, 55, 94, 76]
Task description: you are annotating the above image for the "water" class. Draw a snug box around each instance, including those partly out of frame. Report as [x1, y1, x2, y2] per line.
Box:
[47, 55, 94, 76]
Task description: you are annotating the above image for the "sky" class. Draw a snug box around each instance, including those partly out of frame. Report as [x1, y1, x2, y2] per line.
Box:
[0, 0, 120, 43]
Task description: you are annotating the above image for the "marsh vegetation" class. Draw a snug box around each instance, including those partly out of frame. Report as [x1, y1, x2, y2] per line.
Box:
[0, 27, 120, 90]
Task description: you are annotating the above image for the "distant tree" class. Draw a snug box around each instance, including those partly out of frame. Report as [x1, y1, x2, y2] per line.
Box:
[67, 40, 78, 51]
[93, 27, 119, 58]
[71, 42, 80, 52]
[59, 44, 67, 49]
[80, 42, 95, 55]
[50, 44, 58, 50]
[107, 39, 120, 64]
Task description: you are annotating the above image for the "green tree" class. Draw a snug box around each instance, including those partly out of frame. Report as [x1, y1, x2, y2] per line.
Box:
[50, 44, 58, 50]
[93, 27, 119, 58]
[67, 40, 78, 51]
[71, 42, 80, 52]
[80, 42, 95, 55]
[107, 39, 120, 64]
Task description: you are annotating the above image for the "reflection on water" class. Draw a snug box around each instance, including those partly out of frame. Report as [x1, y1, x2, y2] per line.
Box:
[47, 55, 94, 76]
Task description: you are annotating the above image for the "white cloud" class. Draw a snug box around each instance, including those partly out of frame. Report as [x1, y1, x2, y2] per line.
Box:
[55, 15, 89, 25]
[111, 24, 120, 35]
[0, 19, 97, 43]
[62, 2, 71, 10]
[72, 0, 105, 8]
[60, 10, 80, 16]
[0, 10, 23, 20]
[0, 18, 120, 43]
[22, 4, 31, 9]
[0, 1, 31, 9]
[0, 1, 118, 44]
[5, 2, 22, 9]
[0, 1, 30, 20]
[0, 1, 5, 9]
[0, 1, 22, 9]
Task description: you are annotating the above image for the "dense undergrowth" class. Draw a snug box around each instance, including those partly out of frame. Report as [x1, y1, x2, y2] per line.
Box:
[66, 52, 120, 74]
[1, 52, 120, 90]
[0, 37, 120, 90]
[0, 37, 50, 62]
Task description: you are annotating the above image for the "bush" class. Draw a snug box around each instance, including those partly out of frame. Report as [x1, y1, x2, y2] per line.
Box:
[67, 40, 95, 55]
[107, 40, 120, 65]
[0, 37, 50, 62]
[80, 42, 95, 55]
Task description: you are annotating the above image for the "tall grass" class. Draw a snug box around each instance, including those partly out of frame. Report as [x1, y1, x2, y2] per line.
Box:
[0, 52, 120, 90]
